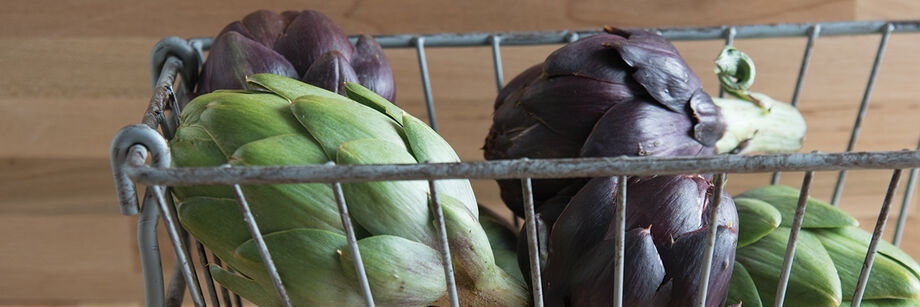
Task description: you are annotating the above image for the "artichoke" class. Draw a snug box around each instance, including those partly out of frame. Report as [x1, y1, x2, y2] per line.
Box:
[483, 28, 806, 219]
[541, 175, 739, 306]
[170, 74, 527, 306]
[198, 9, 395, 101]
[728, 185, 920, 307]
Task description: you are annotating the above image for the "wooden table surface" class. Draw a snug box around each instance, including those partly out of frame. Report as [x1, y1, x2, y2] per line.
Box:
[2, 0, 919, 305]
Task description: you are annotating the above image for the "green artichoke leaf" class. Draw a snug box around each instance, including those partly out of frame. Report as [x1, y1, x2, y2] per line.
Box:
[440, 194, 529, 306]
[736, 227, 841, 307]
[344, 82, 405, 125]
[177, 197, 342, 276]
[439, 193, 496, 282]
[336, 138, 436, 246]
[479, 208, 525, 283]
[234, 228, 365, 306]
[228, 134, 346, 234]
[178, 90, 255, 126]
[727, 262, 763, 307]
[292, 94, 407, 159]
[209, 264, 282, 307]
[735, 197, 782, 248]
[402, 112, 478, 216]
[843, 298, 920, 307]
[824, 226, 920, 281]
[339, 235, 447, 306]
[736, 185, 858, 228]
[176, 197, 261, 272]
[245, 73, 347, 103]
[812, 227, 920, 300]
[194, 90, 306, 156]
[169, 123, 232, 200]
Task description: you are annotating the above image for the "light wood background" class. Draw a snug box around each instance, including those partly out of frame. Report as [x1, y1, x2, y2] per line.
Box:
[2, 0, 920, 305]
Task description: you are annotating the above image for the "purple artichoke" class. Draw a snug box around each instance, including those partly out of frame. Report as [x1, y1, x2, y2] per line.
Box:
[542, 175, 739, 307]
[197, 10, 395, 101]
[484, 28, 724, 218]
[484, 28, 805, 219]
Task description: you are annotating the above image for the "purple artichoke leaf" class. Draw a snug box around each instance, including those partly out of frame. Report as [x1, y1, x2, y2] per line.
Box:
[515, 178, 588, 287]
[198, 31, 298, 94]
[274, 10, 355, 76]
[505, 123, 582, 160]
[542, 34, 633, 84]
[581, 100, 713, 158]
[496, 177, 581, 219]
[657, 225, 738, 307]
[520, 76, 636, 141]
[301, 50, 358, 95]
[543, 177, 618, 297]
[240, 10, 287, 48]
[614, 175, 709, 246]
[689, 89, 727, 147]
[280, 10, 300, 24]
[568, 228, 666, 307]
[352, 34, 396, 102]
[496, 63, 543, 108]
[217, 21, 254, 41]
[604, 29, 704, 113]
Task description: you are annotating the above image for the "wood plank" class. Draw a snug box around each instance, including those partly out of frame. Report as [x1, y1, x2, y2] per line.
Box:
[0, 0, 858, 39]
[0, 215, 145, 303]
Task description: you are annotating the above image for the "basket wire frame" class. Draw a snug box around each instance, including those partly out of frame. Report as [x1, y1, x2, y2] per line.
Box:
[108, 19, 920, 307]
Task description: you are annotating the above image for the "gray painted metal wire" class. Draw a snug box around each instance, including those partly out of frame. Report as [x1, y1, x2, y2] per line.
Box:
[427, 179, 461, 307]
[695, 173, 726, 306]
[852, 169, 904, 306]
[832, 23, 895, 206]
[773, 171, 815, 307]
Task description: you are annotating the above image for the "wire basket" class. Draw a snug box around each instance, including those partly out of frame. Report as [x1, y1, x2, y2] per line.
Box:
[110, 20, 920, 307]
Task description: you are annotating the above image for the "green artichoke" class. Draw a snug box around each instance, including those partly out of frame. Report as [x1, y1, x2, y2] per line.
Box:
[728, 185, 920, 307]
[170, 74, 528, 306]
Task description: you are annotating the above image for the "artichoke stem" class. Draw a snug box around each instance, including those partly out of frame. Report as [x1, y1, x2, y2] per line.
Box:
[713, 93, 806, 155]
[714, 46, 765, 109]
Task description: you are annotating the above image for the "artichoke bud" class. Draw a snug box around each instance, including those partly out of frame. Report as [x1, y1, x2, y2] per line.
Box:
[199, 10, 395, 102]
[338, 235, 448, 306]
[301, 50, 358, 95]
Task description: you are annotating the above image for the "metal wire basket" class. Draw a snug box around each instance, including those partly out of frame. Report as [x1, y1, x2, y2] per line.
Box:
[110, 20, 920, 307]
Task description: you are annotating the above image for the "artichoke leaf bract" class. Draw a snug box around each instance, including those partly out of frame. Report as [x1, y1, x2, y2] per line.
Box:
[726, 262, 762, 307]
[734, 197, 782, 248]
[735, 185, 858, 228]
[736, 227, 842, 307]
[339, 235, 447, 306]
[233, 229, 365, 306]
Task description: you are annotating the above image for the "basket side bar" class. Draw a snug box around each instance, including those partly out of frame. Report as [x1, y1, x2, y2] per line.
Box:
[125, 150, 920, 186]
[361, 20, 920, 48]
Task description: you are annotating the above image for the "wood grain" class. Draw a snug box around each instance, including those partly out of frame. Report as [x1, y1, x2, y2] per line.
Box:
[1, 0, 919, 304]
